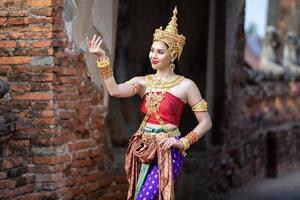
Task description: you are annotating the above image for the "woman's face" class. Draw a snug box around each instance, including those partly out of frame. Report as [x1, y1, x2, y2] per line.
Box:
[149, 41, 172, 70]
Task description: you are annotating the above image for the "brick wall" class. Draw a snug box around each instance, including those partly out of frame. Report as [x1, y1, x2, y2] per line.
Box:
[1, 1, 300, 200]
[0, 1, 126, 199]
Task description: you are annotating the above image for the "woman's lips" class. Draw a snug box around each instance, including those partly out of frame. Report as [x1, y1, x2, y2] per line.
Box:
[151, 60, 159, 64]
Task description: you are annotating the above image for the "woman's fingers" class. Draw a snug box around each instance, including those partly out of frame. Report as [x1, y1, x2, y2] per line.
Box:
[94, 36, 101, 48]
[159, 138, 167, 145]
[91, 34, 97, 45]
[162, 139, 173, 150]
[96, 39, 103, 49]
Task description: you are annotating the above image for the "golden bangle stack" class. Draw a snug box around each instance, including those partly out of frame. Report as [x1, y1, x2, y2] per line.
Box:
[97, 56, 113, 79]
[97, 56, 110, 68]
[179, 131, 199, 151]
[191, 99, 208, 112]
[99, 67, 113, 79]
[180, 137, 190, 150]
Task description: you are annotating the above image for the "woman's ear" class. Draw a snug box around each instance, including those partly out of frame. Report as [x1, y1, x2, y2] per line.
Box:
[171, 53, 178, 62]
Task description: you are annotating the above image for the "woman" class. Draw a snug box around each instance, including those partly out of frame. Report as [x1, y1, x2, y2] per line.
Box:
[87, 7, 212, 200]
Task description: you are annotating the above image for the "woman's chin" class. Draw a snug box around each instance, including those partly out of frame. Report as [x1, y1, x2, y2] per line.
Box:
[151, 65, 158, 70]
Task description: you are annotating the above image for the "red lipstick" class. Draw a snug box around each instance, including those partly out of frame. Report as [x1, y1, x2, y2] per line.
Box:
[151, 60, 159, 64]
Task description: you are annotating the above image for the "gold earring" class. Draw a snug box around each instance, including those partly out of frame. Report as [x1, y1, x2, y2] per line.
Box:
[170, 63, 175, 72]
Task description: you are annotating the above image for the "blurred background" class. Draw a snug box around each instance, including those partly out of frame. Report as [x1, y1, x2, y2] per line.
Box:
[0, 0, 300, 199]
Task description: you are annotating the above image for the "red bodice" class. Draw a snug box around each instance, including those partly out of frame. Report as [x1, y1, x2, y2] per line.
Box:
[140, 92, 185, 126]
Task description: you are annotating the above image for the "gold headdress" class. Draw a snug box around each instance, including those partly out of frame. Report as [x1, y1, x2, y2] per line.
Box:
[153, 7, 186, 60]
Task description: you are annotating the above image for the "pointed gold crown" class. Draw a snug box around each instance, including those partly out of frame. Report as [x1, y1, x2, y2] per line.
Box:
[153, 7, 186, 60]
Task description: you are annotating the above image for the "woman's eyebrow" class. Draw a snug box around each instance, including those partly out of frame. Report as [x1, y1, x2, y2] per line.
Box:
[151, 47, 166, 51]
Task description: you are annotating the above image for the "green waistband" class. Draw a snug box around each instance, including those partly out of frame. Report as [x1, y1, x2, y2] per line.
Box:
[141, 126, 181, 137]
[142, 126, 166, 133]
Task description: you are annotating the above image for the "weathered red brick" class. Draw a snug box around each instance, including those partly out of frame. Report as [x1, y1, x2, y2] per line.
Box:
[0, 26, 28, 33]
[0, 17, 7, 25]
[72, 159, 92, 168]
[0, 65, 12, 73]
[13, 92, 54, 100]
[0, 56, 31, 64]
[76, 150, 89, 159]
[15, 192, 51, 200]
[13, 65, 54, 73]
[7, 10, 29, 17]
[33, 135, 68, 146]
[10, 73, 54, 82]
[28, 0, 53, 7]
[10, 139, 30, 146]
[28, 17, 53, 24]
[0, 172, 7, 179]
[31, 24, 53, 32]
[30, 8, 53, 16]
[32, 40, 52, 47]
[1, 160, 14, 170]
[17, 40, 30, 47]
[0, 40, 17, 47]
[33, 155, 71, 165]
[0, 179, 16, 189]
[7, 17, 29, 26]
[54, 67, 80, 76]
[68, 140, 91, 151]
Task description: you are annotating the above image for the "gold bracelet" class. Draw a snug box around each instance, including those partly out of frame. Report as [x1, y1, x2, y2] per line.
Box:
[97, 56, 110, 68]
[185, 131, 199, 145]
[179, 131, 199, 153]
[99, 66, 113, 79]
[179, 137, 190, 150]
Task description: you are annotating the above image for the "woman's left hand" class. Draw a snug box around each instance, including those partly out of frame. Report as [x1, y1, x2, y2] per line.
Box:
[159, 137, 184, 150]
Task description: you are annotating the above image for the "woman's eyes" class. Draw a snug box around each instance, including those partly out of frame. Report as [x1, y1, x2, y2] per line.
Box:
[150, 49, 164, 54]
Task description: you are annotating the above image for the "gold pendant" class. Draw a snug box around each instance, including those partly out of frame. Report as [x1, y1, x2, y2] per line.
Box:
[146, 92, 165, 114]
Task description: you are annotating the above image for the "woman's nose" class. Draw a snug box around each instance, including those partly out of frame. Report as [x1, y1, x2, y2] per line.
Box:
[152, 51, 158, 58]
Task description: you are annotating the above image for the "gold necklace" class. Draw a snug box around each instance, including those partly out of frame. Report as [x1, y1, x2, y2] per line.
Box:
[145, 74, 184, 90]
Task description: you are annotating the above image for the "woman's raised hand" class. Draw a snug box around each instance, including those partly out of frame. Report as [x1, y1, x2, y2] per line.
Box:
[86, 34, 106, 58]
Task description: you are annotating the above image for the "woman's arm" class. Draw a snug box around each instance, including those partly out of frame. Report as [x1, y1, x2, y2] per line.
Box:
[104, 76, 144, 98]
[160, 79, 212, 150]
[185, 80, 212, 138]
[87, 34, 144, 98]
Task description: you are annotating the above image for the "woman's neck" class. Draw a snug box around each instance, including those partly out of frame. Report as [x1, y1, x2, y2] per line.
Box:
[155, 68, 175, 80]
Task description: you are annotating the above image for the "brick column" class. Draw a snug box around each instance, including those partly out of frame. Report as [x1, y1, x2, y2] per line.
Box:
[0, 0, 124, 199]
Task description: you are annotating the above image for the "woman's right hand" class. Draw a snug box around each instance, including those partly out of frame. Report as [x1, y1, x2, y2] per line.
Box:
[86, 34, 106, 58]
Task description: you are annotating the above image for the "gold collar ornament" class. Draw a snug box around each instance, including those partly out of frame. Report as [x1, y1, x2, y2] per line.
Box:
[153, 7, 186, 60]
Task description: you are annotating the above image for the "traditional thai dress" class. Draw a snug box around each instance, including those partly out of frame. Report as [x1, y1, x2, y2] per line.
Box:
[125, 75, 186, 200]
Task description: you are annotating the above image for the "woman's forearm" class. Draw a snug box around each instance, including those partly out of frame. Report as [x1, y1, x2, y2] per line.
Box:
[102, 75, 120, 96]
[192, 117, 212, 139]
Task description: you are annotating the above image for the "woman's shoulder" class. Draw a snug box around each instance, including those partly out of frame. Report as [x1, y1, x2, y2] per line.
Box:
[181, 77, 197, 88]
[126, 76, 145, 83]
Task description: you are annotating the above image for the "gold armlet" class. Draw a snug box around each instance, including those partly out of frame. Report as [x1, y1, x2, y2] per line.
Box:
[125, 80, 138, 96]
[191, 99, 208, 112]
[97, 56, 110, 68]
